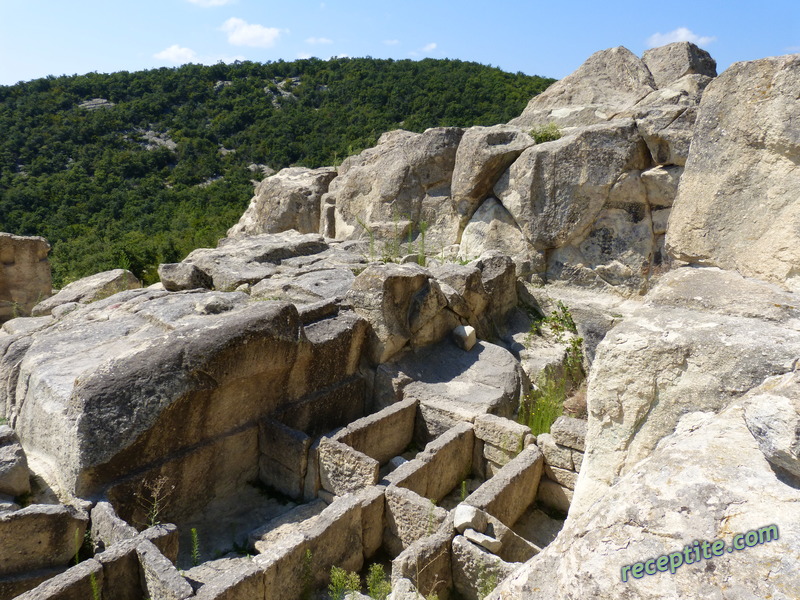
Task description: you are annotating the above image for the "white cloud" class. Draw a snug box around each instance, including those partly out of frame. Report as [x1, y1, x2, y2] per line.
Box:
[298, 52, 312, 59]
[306, 37, 333, 45]
[422, 42, 437, 52]
[153, 45, 198, 63]
[646, 27, 716, 49]
[187, 0, 235, 6]
[383, 39, 400, 46]
[221, 17, 283, 47]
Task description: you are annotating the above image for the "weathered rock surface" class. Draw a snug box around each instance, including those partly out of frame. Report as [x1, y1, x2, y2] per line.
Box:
[575, 267, 800, 513]
[509, 47, 656, 128]
[743, 371, 800, 479]
[642, 41, 717, 89]
[493, 406, 800, 599]
[451, 126, 534, 232]
[457, 198, 535, 275]
[666, 54, 800, 292]
[0, 234, 51, 323]
[0, 425, 30, 497]
[326, 127, 465, 249]
[0, 288, 367, 522]
[31, 269, 140, 316]
[376, 340, 523, 439]
[227, 166, 337, 237]
[165, 231, 329, 292]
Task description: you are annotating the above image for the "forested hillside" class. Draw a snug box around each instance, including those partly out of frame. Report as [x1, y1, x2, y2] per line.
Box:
[0, 58, 553, 286]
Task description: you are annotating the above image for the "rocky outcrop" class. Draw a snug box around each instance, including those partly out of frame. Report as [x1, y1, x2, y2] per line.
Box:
[642, 41, 717, 88]
[0, 288, 369, 519]
[666, 54, 800, 292]
[227, 167, 337, 237]
[509, 47, 656, 128]
[325, 128, 465, 250]
[574, 267, 800, 512]
[31, 268, 139, 316]
[451, 126, 535, 233]
[0, 233, 51, 322]
[494, 403, 800, 599]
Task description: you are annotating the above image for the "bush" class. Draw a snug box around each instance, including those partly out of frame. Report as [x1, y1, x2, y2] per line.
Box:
[530, 122, 562, 144]
[518, 369, 566, 436]
[366, 563, 391, 600]
[329, 566, 361, 600]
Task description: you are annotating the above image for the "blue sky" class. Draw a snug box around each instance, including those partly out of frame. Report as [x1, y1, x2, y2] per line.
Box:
[0, 0, 798, 86]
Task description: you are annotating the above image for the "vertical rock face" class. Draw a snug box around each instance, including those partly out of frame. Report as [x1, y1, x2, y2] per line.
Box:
[666, 54, 800, 292]
[226, 166, 338, 238]
[325, 127, 465, 250]
[508, 47, 656, 128]
[642, 41, 717, 88]
[0, 233, 51, 322]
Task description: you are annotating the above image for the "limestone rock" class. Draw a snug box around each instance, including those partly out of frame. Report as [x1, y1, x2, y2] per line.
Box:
[457, 198, 535, 275]
[549, 416, 587, 452]
[452, 325, 477, 351]
[0, 288, 367, 519]
[575, 267, 800, 514]
[451, 126, 534, 231]
[176, 231, 329, 292]
[454, 504, 488, 534]
[642, 42, 717, 89]
[157, 263, 213, 292]
[345, 262, 452, 363]
[462, 529, 502, 554]
[327, 127, 465, 249]
[227, 166, 337, 237]
[494, 406, 800, 599]
[0, 504, 89, 576]
[452, 535, 518, 600]
[0, 233, 51, 322]
[509, 47, 656, 128]
[377, 339, 523, 439]
[743, 371, 800, 479]
[32, 269, 140, 316]
[495, 119, 650, 252]
[0, 425, 30, 497]
[666, 54, 800, 291]
[631, 74, 712, 166]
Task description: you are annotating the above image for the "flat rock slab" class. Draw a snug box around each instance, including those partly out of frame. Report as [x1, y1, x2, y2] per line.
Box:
[378, 339, 523, 439]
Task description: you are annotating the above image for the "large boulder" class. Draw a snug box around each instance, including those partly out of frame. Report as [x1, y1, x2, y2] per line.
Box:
[0, 288, 368, 523]
[451, 126, 534, 233]
[575, 267, 800, 513]
[493, 404, 800, 599]
[642, 41, 717, 89]
[162, 232, 330, 292]
[0, 233, 51, 322]
[495, 120, 659, 292]
[509, 47, 656, 128]
[666, 54, 800, 292]
[326, 128, 465, 251]
[227, 166, 337, 237]
[31, 268, 139, 316]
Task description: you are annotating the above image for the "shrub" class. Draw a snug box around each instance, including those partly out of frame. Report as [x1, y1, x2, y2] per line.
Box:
[329, 566, 361, 600]
[518, 368, 566, 436]
[530, 122, 562, 144]
[366, 563, 391, 600]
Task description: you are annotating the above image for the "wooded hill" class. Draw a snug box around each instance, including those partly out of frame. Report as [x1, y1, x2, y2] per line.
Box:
[0, 58, 553, 286]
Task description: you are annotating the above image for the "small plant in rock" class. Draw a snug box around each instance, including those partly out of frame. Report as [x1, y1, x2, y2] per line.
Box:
[564, 336, 584, 381]
[546, 301, 577, 342]
[366, 563, 392, 600]
[329, 565, 361, 600]
[191, 528, 201, 567]
[518, 369, 566, 436]
[301, 549, 314, 600]
[529, 122, 562, 144]
[460, 479, 468, 502]
[136, 475, 175, 528]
